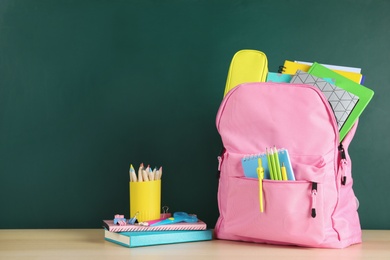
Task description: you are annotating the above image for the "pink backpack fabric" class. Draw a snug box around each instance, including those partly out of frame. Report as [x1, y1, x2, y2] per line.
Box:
[215, 82, 361, 248]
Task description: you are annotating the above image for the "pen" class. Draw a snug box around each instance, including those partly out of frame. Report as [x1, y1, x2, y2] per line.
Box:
[257, 158, 264, 213]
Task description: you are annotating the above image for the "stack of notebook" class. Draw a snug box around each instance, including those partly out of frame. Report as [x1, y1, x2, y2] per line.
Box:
[267, 60, 374, 141]
[103, 219, 212, 248]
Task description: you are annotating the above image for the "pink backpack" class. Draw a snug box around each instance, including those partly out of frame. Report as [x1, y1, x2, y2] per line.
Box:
[215, 82, 362, 248]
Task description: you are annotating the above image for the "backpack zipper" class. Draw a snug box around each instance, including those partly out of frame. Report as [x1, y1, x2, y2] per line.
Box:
[311, 182, 317, 218]
[338, 143, 347, 185]
[216, 147, 226, 179]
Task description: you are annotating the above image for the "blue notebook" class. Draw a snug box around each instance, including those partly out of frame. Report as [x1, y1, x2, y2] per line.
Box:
[104, 229, 213, 248]
[266, 72, 292, 83]
[241, 148, 295, 180]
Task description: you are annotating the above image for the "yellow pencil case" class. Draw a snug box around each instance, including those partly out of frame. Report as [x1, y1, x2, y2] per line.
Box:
[223, 49, 268, 97]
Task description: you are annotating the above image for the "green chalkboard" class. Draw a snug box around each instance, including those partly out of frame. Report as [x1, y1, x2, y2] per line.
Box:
[0, 0, 389, 229]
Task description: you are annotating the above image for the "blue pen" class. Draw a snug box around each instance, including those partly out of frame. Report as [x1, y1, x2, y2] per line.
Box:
[150, 212, 198, 226]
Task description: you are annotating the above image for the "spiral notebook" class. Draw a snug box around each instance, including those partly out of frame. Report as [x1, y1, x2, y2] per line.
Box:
[241, 148, 295, 180]
[103, 219, 207, 232]
[279, 60, 364, 84]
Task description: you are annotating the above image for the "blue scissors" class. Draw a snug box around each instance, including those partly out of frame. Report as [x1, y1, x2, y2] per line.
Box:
[150, 212, 198, 226]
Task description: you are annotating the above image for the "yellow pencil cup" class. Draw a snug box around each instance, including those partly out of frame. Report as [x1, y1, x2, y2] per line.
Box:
[130, 180, 161, 222]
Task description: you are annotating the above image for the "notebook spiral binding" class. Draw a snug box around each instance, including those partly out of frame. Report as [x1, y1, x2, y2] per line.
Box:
[278, 65, 285, 73]
[242, 153, 266, 161]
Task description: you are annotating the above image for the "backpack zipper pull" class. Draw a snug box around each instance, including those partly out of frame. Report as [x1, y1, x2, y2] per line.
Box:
[217, 156, 222, 171]
[311, 182, 317, 218]
[216, 148, 225, 179]
[257, 158, 264, 213]
[338, 143, 347, 185]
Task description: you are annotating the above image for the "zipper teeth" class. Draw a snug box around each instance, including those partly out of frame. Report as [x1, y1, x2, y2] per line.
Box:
[338, 143, 347, 185]
[311, 182, 318, 218]
[307, 85, 340, 171]
[216, 84, 243, 131]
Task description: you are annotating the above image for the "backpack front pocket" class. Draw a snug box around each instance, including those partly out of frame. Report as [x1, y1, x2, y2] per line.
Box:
[223, 177, 330, 246]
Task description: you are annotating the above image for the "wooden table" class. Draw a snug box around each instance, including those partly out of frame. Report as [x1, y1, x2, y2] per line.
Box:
[1, 229, 389, 259]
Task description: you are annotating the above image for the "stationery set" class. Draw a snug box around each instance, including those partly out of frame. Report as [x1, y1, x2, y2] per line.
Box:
[103, 163, 212, 248]
[215, 50, 374, 248]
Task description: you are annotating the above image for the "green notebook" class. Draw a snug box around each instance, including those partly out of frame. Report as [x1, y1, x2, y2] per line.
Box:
[308, 63, 374, 141]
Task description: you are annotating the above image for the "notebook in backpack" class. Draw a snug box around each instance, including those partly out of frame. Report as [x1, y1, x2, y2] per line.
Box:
[215, 82, 362, 248]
